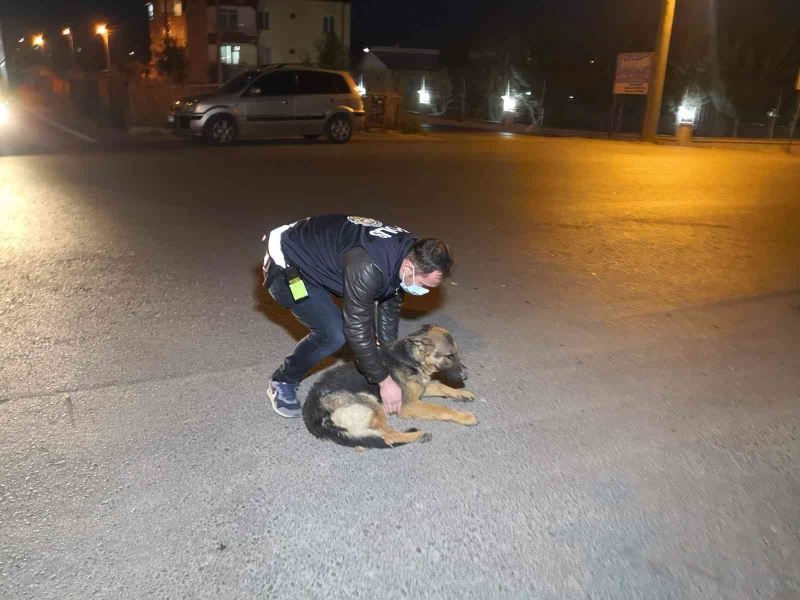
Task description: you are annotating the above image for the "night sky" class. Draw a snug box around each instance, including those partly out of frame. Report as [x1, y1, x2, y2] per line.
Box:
[2, 0, 798, 69]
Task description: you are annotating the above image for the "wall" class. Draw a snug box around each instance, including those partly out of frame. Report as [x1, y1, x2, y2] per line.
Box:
[185, 0, 209, 83]
[256, 0, 350, 65]
[127, 79, 217, 126]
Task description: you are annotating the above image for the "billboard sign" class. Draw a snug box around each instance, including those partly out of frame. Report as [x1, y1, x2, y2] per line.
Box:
[613, 52, 654, 95]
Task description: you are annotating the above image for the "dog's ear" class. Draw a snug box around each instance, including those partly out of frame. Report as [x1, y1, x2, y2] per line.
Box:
[405, 335, 435, 361]
[388, 335, 433, 371]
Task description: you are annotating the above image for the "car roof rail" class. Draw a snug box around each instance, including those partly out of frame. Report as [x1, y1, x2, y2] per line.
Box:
[257, 62, 332, 70]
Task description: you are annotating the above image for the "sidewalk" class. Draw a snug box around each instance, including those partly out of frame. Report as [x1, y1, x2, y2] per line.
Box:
[419, 113, 800, 154]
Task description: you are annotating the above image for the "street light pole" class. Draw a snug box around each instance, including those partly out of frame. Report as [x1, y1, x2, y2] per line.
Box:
[0, 19, 8, 91]
[641, 0, 676, 142]
[62, 28, 75, 70]
[215, 0, 223, 83]
[96, 24, 111, 71]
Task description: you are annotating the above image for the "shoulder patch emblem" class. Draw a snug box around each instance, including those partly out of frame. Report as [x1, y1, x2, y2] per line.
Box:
[347, 216, 383, 227]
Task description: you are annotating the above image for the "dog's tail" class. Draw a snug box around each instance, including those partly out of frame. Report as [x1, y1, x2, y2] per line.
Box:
[303, 386, 420, 449]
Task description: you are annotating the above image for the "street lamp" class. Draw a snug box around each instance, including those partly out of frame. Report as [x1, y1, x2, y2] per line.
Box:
[418, 77, 431, 105]
[641, 0, 676, 142]
[32, 34, 45, 49]
[62, 28, 75, 69]
[502, 82, 516, 113]
[356, 75, 366, 97]
[96, 24, 111, 71]
[677, 104, 697, 124]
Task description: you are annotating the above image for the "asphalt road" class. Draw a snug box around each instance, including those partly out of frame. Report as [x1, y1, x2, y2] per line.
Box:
[0, 104, 95, 156]
[1, 131, 799, 600]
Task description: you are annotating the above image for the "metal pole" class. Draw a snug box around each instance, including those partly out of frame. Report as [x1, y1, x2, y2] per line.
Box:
[788, 92, 800, 153]
[641, 0, 676, 142]
[0, 19, 8, 91]
[67, 33, 75, 70]
[215, 0, 223, 83]
[103, 33, 111, 71]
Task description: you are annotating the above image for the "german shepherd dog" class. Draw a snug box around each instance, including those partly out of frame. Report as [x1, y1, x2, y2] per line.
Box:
[303, 325, 477, 449]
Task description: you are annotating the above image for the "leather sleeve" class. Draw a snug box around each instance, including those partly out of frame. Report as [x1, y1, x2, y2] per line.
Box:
[342, 248, 389, 383]
[377, 289, 404, 345]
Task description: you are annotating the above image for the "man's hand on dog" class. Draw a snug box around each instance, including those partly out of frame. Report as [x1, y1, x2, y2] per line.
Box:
[379, 376, 403, 414]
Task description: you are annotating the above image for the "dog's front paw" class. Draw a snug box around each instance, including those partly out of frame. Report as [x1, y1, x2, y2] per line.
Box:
[457, 412, 478, 426]
[454, 389, 475, 402]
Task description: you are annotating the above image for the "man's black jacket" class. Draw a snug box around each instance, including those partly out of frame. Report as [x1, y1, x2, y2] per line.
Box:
[342, 247, 405, 383]
[277, 215, 416, 383]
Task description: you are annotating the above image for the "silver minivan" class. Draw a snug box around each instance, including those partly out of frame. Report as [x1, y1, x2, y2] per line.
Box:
[169, 66, 365, 145]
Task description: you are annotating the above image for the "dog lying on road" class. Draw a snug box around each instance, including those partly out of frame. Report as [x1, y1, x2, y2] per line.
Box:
[303, 325, 477, 449]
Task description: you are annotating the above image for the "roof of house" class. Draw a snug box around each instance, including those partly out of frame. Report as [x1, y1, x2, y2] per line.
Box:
[366, 46, 441, 72]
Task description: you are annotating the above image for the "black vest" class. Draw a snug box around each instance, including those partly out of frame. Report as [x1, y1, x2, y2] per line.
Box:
[280, 215, 417, 297]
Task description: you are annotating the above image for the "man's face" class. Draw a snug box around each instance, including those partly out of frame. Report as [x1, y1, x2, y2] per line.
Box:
[401, 259, 443, 289]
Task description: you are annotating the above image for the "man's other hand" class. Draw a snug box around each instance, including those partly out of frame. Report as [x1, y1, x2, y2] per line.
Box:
[379, 376, 402, 414]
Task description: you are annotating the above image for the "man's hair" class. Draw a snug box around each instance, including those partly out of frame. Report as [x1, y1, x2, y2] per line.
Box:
[406, 238, 454, 277]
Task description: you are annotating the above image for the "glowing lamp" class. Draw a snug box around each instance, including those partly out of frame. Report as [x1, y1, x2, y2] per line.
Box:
[418, 78, 431, 105]
[501, 82, 515, 113]
[33, 34, 45, 48]
[677, 105, 696, 123]
[96, 24, 108, 36]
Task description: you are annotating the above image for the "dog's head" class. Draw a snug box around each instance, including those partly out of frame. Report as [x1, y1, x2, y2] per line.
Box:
[402, 324, 468, 383]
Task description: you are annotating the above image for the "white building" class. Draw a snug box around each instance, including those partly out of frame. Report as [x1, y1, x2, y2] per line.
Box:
[146, 0, 350, 83]
[255, 0, 351, 66]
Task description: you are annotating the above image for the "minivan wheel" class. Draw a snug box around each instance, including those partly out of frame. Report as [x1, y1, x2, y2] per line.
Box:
[204, 115, 237, 145]
[325, 114, 352, 144]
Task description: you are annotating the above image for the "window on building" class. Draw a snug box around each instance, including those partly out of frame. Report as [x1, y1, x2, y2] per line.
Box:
[219, 44, 241, 65]
[218, 8, 239, 32]
[322, 16, 335, 33]
[146, 2, 154, 21]
[172, 0, 182, 17]
[257, 11, 270, 30]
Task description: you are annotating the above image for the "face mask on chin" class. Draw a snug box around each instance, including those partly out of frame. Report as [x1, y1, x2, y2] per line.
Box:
[400, 264, 429, 296]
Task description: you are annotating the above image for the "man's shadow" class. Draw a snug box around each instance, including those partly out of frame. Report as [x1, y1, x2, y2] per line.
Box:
[251, 264, 444, 376]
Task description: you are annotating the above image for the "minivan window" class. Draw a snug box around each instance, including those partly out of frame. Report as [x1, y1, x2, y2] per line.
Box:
[327, 73, 351, 94]
[297, 71, 351, 95]
[297, 71, 326, 94]
[253, 71, 296, 96]
[218, 71, 259, 95]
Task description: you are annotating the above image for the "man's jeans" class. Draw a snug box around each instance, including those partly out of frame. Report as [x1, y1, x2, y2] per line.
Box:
[265, 260, 346, 385]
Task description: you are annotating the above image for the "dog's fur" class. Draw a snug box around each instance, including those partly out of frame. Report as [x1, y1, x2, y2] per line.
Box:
[303, 325, 477, 449]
